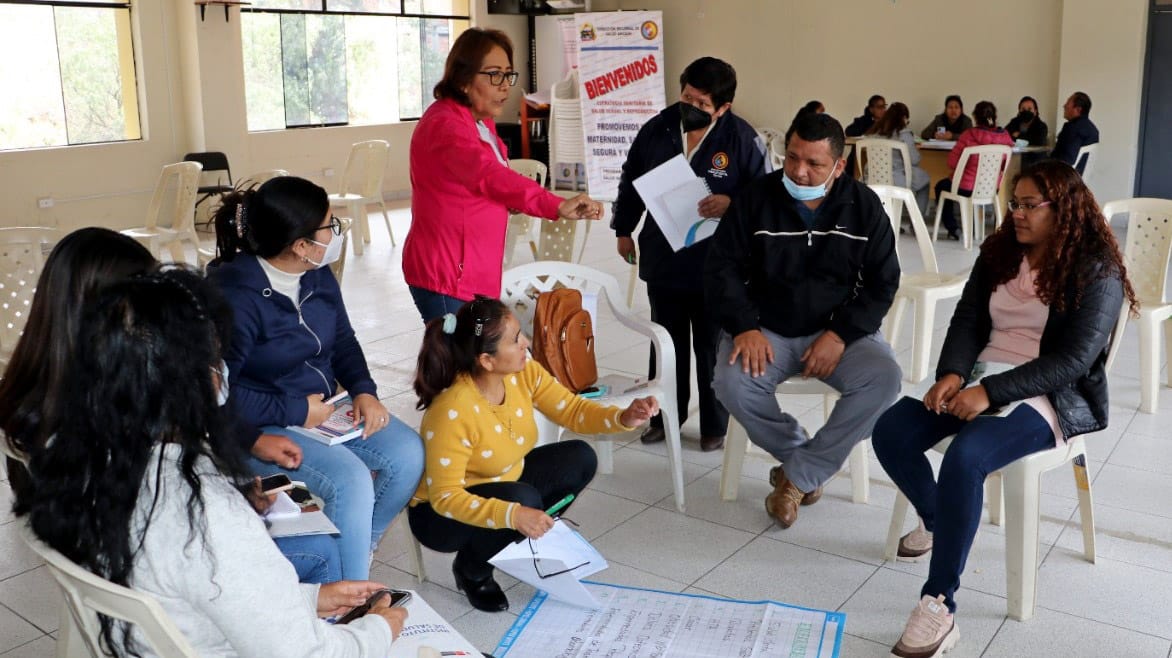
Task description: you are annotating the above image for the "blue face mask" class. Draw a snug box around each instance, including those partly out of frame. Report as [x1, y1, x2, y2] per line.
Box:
[782, 160, 839, 201]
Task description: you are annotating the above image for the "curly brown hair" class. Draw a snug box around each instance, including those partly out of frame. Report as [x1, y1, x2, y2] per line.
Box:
[979, 159, 1138, 316]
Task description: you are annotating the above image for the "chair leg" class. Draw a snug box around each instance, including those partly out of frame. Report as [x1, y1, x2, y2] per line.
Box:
[393, 512, 427, 584]
[909, 294, 937, 384]
[1072, 451, 1096, 563]
[1164, 318, 1172, 389]
[985, 471, 1003, 526]
[595, 438, 614, 474]
[884, 295, 910, 351]
[347, 201, 365, 256]
[576, 220, 592, 263]
[378, 199, 396, 247]
[931, 199, 945, 242]
[1002, 460, 1042, 621]
[719, 417, 750, 501]
[626, 265, 638, 309]
[885, 491, 911, 560]
[849, 440, 869, 504]
[58, 603, 88, 658]
[1138, 314, 1160, 413]
[663, 406, 687, 513]
[959, 201, 973, 250]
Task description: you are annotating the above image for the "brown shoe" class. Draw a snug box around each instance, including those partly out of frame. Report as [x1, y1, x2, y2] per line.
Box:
[640, 426, 665, 444]
[768, 465, 822, 506]
[765, 474, 805, 529]
[700, 435, 725, 452]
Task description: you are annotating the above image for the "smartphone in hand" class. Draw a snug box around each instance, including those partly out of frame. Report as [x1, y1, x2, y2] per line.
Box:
[336, 589, 411, 624]
[260, 473, 293, 495]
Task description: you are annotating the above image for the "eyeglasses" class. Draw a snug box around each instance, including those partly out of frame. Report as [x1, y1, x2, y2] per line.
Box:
[1008, 200, 1052, 213]
[527, 518, 589, 579]
[312, 215, 343, 237]
[478, 70, 520, 87]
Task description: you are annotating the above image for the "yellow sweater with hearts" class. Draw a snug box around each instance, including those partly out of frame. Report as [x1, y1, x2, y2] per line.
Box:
[411, 359, 631, 529]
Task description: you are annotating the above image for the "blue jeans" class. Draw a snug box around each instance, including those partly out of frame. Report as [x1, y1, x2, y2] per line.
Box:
[273, 533, 342, 584]
[409, 285, 467, 324]
[250, 416, 424, 580]
[871, 397, 1054, 612]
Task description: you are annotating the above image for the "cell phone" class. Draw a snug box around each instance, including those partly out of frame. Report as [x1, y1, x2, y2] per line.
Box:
[579, 385, 608, 399]
[260, 473, 293, 495]
[336, 589, 411, 624]
[287, 485, 313, 504]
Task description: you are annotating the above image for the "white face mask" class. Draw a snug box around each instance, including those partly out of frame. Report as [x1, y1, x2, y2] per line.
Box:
[213, 360, 230, 407]
[307, 234, 343, 268]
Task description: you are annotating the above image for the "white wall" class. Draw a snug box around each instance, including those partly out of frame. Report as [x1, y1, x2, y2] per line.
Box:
[0, 0, 1149, 229]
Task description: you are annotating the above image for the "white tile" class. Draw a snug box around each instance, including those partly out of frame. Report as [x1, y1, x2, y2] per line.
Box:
[693, 536, 878, 612]
[584, 445, 710, 507]
[0, 523, 41, 582]
[1053, 503, 1172, 574]
[652, 470, 776, 535]
[592, 507, 755, 584]
[1087, 464, 1172, 519]
[559, 489, 648, 541]
[0, 567, 60, 634]
[837, 632, 893, 658]
[982, 606, 1171, 657]
[1037, 551, 1172, 638]
[0, 605, 43, 654]
[1106, 433, 1172, 476]
[0, 635, 55, 658]
[761, 490, 900, 567]
[450, 606, 520, 656]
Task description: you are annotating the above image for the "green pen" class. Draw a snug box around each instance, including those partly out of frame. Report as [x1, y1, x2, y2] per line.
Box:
[544, 493, 575, 517]
[626, 253, 635, 265]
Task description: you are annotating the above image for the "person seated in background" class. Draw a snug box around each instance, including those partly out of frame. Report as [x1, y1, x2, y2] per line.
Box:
[707, 113, 902, 530]
[845, 94, 886, 137]
[920, 95, 972, 141]
[934, 101, 1015, 240]
[791, 99, 824, 126]
[872, 160, 1134, 658]
[15, 268, 406, 657]
[208, 176, 425, 582]
[409, 297, 659, 612]
[611, 56, 768, 454]
[863, 101, 931, 217]
[1005, 95, 1049, 146]
[1051, 91, 1099, 174]
[0, 227, 342, 585]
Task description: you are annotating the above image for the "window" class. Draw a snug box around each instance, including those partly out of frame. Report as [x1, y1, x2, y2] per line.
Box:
[241, 0, 469, 131]
[0, 0, 141, 151]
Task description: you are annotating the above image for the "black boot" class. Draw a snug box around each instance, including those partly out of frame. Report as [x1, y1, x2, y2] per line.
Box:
[452, 558, 508, 612]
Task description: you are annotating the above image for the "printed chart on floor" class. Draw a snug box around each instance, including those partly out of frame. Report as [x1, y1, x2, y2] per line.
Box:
[494, 581, 844, 658]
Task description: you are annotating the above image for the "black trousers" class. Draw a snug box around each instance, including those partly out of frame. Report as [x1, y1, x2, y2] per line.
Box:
[934, 179, 973, 234]
[646, 283, 729, 437]
[408, 440, 597, 579]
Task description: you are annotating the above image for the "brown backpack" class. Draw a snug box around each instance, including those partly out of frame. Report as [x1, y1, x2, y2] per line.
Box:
[532, 289, 598, 392]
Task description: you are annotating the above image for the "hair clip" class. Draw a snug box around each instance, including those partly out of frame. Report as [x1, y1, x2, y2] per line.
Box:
[441, 313, 457, 335]
[234, 204, 247, 239]
[474, 320, 484, 337]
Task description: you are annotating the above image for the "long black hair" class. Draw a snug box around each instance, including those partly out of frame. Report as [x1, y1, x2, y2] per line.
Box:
[15, 267, 250, 657]
[211, 176, 329, 262]
[414, 296, 509, 409]
[0, 228, 156, 492]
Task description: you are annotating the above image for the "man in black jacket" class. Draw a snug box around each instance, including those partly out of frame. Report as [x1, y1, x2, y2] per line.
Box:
[708, 113, 902, 529]
[1051, 91, 1099, 174]
[612, 57, 768, 453]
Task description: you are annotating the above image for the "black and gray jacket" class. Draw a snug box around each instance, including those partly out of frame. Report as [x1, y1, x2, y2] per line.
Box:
[704, 171, 899, 345]
[936, 256, 1124, 439]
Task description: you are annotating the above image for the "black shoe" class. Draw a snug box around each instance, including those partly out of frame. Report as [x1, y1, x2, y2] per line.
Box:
[946, 229, 961, 241]
[700, 435, 725, 452]
[452, 563, 509, 612]
[640, 426, 666, 444]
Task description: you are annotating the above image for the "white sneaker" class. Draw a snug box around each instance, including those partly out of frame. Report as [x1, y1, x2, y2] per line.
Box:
[897, 520, 933, 562]
[890, 594, 958, 658]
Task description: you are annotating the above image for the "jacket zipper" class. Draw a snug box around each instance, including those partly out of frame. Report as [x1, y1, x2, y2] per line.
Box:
[295, 289, 333, 394]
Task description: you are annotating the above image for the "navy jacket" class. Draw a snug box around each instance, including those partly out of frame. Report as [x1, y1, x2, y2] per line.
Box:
[1051, 115, 1099, 173]
[936, 256, 1123, 439]
[705, 170, 900, 345]
[611, 103, 767, 290]
[208, 254, 377, 448]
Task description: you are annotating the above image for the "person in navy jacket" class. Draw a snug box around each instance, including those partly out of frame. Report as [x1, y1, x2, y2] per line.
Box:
[208, 176, 424, 582]
[1051, 91, 1099, 174]
[611, 57, 768, 453]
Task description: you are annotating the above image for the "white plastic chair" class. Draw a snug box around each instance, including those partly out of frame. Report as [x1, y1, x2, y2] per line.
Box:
[1102, 198, 1172, 413]
[857, 138, 912, 194]
[327, 216, 353, 285]
[20, 525, 199, 658]
[931, 144, 1012, 250]
[500, 262, 687, 513]
[122, 161, 203, 263]
[329, 140, 393, 255]
[504, 159, 548, 267]
[882, 322, 1122, 620]
[1075, 143, 1098, 182]
[719, 381, 871, 504]
[871, 185, 967, 383]
[0, 227, 57, 364]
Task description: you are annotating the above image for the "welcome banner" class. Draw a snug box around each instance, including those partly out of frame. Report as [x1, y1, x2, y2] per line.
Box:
[575, 11, 665, 201]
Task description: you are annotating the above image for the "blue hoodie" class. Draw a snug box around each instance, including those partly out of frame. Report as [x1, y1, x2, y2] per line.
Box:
[208, 254, 377, 449]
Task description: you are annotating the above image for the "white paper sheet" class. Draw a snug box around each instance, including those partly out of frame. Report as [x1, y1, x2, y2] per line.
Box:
[490, 519, 607, 609]
[387, 591, 484, 658]
[632, 154, 715, 252]
[263, 491, 300, 521]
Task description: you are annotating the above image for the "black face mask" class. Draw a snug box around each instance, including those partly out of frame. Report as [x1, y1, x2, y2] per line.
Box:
[679, 102, 713, 132]
[1017, 110, 1036, 123]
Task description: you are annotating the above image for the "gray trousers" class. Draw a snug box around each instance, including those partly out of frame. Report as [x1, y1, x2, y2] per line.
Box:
[712, 328, 902, 493]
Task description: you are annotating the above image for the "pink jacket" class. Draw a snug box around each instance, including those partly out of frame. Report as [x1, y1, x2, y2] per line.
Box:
[403, 98, 564, 301]
[948, 126, 1015, 192]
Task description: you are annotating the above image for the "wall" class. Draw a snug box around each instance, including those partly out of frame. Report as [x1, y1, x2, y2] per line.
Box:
[0, 0, 1149, 229]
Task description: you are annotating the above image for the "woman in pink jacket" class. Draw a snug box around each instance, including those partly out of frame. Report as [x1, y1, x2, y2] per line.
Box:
[934, 101, 1014, 240]
[404, 28, 602, 322]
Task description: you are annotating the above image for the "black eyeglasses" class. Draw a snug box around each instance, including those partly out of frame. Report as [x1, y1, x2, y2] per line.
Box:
[312, 215, 343, 237]
[527, 518, 589, 579]
[478, 70, 520, 87]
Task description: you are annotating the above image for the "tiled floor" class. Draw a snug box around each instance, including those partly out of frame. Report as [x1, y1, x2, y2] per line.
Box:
[3, 201, 1172, 657]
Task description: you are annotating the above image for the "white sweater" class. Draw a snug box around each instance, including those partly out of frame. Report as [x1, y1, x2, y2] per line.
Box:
[128, 444, 393, 657]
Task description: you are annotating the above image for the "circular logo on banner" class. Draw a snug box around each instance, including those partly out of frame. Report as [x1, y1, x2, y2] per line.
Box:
[712, 152, 729, 170]
[641, 21, 659, 40]
[580, 23, 596, 42]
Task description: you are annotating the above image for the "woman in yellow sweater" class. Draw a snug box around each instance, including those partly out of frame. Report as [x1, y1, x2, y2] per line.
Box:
[409, 296, 659, 612]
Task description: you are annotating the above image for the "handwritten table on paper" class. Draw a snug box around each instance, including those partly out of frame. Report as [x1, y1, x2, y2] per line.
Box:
[494, 582, 844, 658]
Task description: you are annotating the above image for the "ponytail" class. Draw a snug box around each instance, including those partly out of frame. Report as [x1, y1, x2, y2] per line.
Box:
[413, 297, 509, 409]
[210, 176, 328, 263]
[212, 188, 257, 263]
